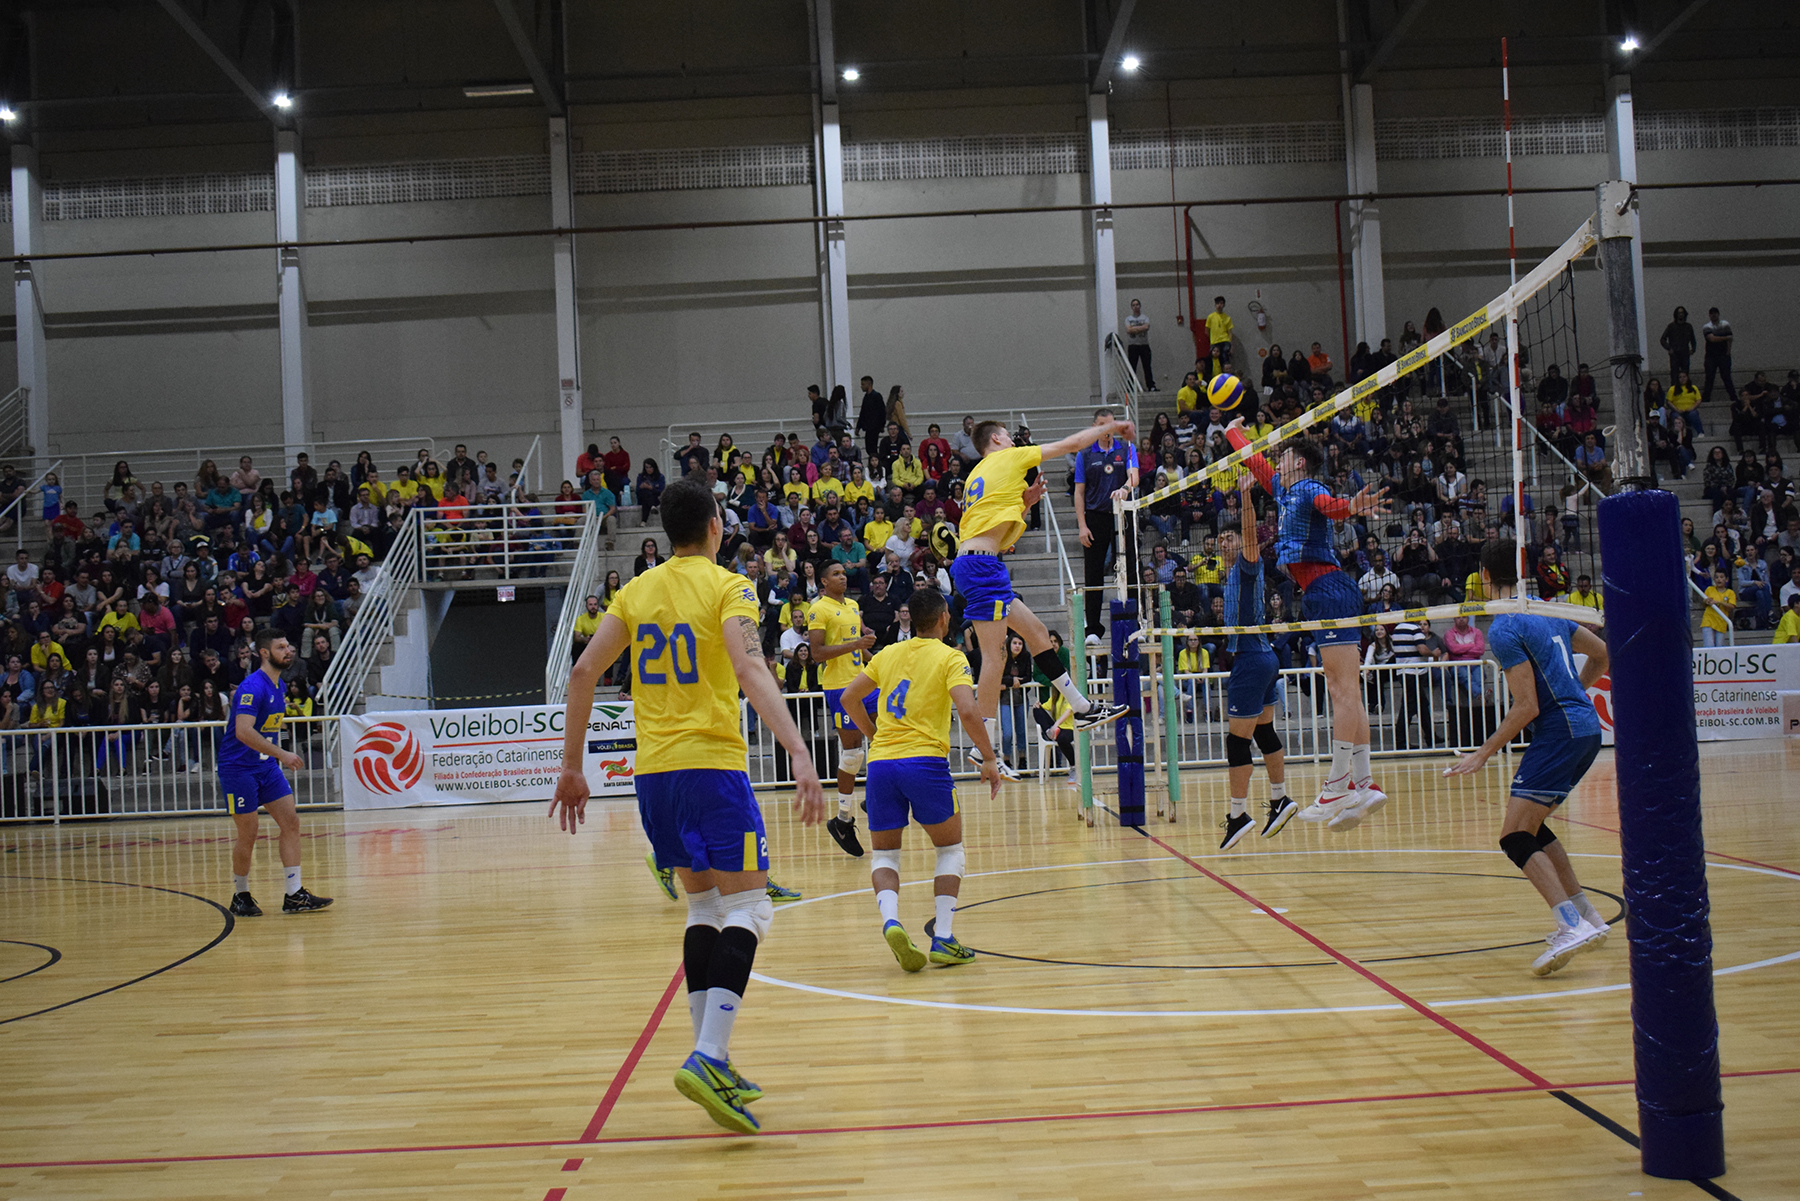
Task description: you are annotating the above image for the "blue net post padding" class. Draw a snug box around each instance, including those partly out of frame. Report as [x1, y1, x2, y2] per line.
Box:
[1111, 598, 1144, 826]
[1598, 490, 1725, 1181]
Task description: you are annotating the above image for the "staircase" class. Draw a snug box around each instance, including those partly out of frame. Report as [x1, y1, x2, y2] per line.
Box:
[1658, 422, 1774, 645]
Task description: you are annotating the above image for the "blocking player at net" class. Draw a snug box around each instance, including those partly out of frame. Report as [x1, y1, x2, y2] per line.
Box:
[953, 417, 1132, 779]
[550, 477, 826, 1136]
[1225, 422, 1390, 830]
[223, 628, 332, 916]
[1445, 540, 1611, 977]
[839, 587, 999, 971]
[1215, 469, 1296, 850]
[811, 560, 879, 858]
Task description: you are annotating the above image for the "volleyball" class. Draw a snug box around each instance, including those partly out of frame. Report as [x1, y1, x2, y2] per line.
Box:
[929, 519, 959, 560]
[1206, 372, 1248, 412]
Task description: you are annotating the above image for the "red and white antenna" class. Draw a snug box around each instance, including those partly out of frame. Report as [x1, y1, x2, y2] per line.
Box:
[1502, 37, 1528, 578]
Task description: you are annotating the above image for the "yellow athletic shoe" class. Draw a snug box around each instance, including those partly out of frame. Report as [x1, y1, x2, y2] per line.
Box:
[646, 850, 678, 902]
[929, 933, 975, 966]
[766, 877, 803, 904]
[883, 920, 928, 972]
[673, 1052, 760, 1134]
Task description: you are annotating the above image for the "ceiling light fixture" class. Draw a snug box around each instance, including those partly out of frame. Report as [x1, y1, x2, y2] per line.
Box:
[841, 67, 860, 82]
[1121, 54, 1142, 71]
[0, 107, 15, 122]
[463, 83, 538, 98]
[272, 92, 294, 109]
[1620, 36, 1640, 52]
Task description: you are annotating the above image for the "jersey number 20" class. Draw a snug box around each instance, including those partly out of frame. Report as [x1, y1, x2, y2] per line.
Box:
[636, 623, 699, 684]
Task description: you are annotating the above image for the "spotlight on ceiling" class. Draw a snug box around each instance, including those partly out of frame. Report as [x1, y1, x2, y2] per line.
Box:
[0, 107, 15, 122]
[272, 92, 294, 109]
[463, 83, 538, 98]
[1121, 54, 1142, 72]
[841, 67, 860, 82]
[1619, 36, 1640, 52]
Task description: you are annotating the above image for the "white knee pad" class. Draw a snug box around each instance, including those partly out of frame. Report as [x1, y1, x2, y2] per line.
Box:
[721, 889, 774, 944]
[685, 886, 724, 929]
[870, 848, 902, 875]
[934, 842, 966, 880]
[838, 743, 867, 777]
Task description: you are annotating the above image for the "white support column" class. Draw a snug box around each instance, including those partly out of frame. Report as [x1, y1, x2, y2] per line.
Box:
[1345, 82, 1387, 348]
[10, 146, 49, 470]
[1605, 73, 1650, 371]
[1088, 92, 1119, 400]
[274, 131, 311, 462]
[549, 116, 584, 481]
[818, 102, 853, 404]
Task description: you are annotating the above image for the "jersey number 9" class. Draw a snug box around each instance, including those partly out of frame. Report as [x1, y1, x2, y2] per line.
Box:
[636, 623, 699, 684]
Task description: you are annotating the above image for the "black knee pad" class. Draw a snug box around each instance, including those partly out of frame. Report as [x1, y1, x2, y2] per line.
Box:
[1225, 732, 1254, 767]
[1253, 722, 1283, 755]
[1500, 830, 1541, 870]
[1535, 824, 1559, 848]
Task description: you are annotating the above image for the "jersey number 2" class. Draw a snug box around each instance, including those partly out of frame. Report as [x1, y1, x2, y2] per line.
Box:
[885, 680, 912, 719]
[636, 623, 698, 684]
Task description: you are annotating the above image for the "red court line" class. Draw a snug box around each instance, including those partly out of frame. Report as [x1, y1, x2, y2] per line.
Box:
[1142, 832, 1554, 1089]
[543, 1189, 567, 1201]
[578, 963, 686, 1142]
[561, 1158, 583, 1170]
[1556, 815, 1800, 878]
[6, 1070, 1795, 1169]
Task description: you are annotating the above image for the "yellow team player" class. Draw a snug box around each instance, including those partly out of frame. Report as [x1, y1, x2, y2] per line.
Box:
[550, 477, 825, 1137]
[952, 418, 1131, 779]
[841, 588, 999, 971]
[1204, 294, 1234, 379]
[812, 561, 878, 857]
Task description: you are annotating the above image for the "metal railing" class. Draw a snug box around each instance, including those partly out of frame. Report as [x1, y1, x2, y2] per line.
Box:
[320, 508, 425, 718]
[517, 434, 545, 497]
[0, 715, 338, 822]
[0, 386, 28, 459]
[0, 458, 61, 549]
[1688, 575, 1736, 645]
[543, 508, 607, 705]
[419, 499, 592, 582]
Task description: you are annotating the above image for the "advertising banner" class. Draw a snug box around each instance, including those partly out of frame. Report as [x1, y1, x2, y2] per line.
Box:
[340, 703, 637, 810]
[1587, 644, 1799, 745]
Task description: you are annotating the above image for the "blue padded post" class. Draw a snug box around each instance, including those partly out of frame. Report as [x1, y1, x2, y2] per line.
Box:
[1110, 598, 1144, 825]
[1598, 489, 1724, 1180]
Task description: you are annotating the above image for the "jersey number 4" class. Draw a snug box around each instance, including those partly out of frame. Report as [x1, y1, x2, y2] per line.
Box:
[636, 623, 699, 684]
[885, 679, 912, 719]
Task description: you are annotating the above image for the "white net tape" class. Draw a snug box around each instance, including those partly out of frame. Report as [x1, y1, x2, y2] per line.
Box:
[1142, 595, 1604, 641]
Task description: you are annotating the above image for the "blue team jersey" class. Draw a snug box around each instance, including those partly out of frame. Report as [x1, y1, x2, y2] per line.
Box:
[219, 669, 286, 770]
[1486, 615, 1599, 740]
[1272, 474, 1337, 568]
[1222, 552, 1268, 652]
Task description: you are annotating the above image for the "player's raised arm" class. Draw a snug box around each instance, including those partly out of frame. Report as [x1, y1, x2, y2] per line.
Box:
[727, 615, 826, 824]
[1223, 418, 1276, 491]
[1038, 417, 1137, 463]
[551, 610, 630, 833]
[1237, 471, 1261, 564]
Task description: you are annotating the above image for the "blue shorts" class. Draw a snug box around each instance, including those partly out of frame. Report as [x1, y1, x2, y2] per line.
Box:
[950, 553, 1016, 622]
[825, 687, 879, 732]
[1510, 732, 1603, 807]
[636, 769, 768, 874]
[1299, 569, 1365, 648]
[1226, 649, 1282, 719]
[866, 757, 959, 832]
[219, 758, 293, 815]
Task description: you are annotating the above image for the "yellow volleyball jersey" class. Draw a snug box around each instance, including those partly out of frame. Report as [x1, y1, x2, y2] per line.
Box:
[863, 638, 975, 763]
[783, 480, 811, 507]
[807, 593, 865, 688]
[958, 445, 1043, 550]
[607, 555, 760, 773]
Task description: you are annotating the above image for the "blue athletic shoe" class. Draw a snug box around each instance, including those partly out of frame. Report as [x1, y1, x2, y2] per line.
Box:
[673, 1051, 760, 1134]
[765, 877, 803, 904]
[646, 850, 678, 902]
[929, 933, 975, 966]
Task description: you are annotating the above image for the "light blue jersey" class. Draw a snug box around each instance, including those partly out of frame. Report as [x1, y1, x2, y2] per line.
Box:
[1486, 614, 1599, 740]
[1222, 552, 1268, 653]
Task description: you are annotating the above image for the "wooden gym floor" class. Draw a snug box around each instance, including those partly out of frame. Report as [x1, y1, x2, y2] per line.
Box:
[2, 741, 1797, 1201]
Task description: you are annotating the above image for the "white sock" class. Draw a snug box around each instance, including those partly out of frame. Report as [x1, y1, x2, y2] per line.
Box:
[1552, 900, 1583, 933]
[1351, 744, 1372, 787]
[934, 893, 956, 938]
[1049, 672, 1091, 714]
[983, 717, 1001, 757]
[233, 874, 249, 894]
[695, 987, 742, 1062]
[1229, 796, 1247, 818]
[876, 888, 900, 924]
[688, 991, 706, 1039]
[1571, 890, 1605, 927]
[1270, 780, 1287, 801]
[284, 866, 301, 895]
[837, 795, 854, 821]
[1327, 740, 1354, 786]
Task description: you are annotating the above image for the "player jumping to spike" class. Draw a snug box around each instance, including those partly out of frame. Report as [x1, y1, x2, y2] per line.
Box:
[840, 587, 1000, 971]
[1446, 540, 1611, 976]
[954, 418, 1132, 778]
[1225, 419, 1390, 830]
[551, 477, 827, 1135]
[1215, 470, 1296, 849]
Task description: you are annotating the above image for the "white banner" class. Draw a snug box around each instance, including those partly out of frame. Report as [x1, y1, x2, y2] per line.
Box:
[339, 703, 638, 809]
[1588, 644, 1800, 745]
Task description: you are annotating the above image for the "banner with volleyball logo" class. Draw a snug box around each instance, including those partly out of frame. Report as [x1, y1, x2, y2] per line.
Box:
[1585, 644, 1800, 746]
[339, 703, 637, 810]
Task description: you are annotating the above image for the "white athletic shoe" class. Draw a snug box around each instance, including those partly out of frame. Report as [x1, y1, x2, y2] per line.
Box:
[1328, 781, 1390, 831]
[968, 744, 1022, 782]
[1297, 782, 1355, 824]
[1531, 919, 1607, 977]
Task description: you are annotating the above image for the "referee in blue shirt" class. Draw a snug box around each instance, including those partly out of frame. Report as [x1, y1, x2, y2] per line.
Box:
[1073, 408, 1140, 641]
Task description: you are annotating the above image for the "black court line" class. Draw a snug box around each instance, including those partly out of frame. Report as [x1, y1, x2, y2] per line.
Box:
[0, 940, 62, 984]
[1549, 1091, 1745, 1201]
[955, 870, 1625, 971]
[0, 876, 234, 1027]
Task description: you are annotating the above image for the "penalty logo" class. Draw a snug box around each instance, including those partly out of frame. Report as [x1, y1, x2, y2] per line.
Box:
[353, 722, 426, 794]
